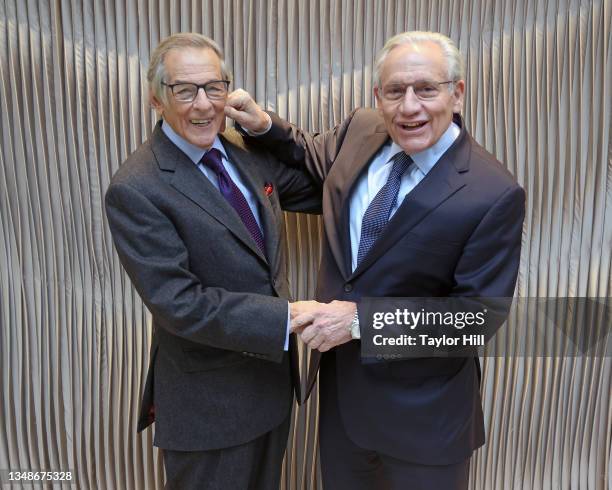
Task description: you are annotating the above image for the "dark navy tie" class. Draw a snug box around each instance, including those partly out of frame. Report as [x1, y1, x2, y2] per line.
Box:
[201, 148, 266, 256]
[356, 152, 412, 266]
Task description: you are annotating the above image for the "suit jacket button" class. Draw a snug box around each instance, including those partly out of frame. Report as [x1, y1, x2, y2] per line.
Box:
[344, 283, 353, 292]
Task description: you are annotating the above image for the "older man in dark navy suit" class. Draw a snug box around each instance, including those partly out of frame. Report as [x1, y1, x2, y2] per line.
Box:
[227, 31, 525, 490]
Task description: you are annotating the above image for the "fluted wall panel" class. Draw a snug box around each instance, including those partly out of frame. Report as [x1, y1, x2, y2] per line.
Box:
[0, 1, 610, 489]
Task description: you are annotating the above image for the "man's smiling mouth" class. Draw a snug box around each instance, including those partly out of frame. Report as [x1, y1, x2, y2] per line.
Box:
[398, 121, 427, 130]
[190, 119, 213, 126]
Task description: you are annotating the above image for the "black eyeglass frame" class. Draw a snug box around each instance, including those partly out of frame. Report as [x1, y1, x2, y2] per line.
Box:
[161, 80, 231, 102]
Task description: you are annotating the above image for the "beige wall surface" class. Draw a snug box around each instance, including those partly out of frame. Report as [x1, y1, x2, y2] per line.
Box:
[0, 0, 610, 489]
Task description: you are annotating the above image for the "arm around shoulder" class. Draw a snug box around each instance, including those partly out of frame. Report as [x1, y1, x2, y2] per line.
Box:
[245, 109, 361, 185]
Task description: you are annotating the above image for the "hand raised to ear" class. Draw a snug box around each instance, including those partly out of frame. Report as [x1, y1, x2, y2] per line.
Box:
[224, 89, 271, 134]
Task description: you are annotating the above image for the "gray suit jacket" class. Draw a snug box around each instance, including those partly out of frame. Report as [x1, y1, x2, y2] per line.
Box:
[105, 121, 321, 451]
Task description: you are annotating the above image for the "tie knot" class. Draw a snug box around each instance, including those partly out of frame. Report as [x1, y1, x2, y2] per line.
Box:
[390, 152, 412, 179]
[201, 148, 225, 175]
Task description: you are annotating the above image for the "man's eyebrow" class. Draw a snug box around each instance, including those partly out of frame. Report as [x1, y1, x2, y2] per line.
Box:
[385, 79, 437, 85]
[167, 79, 224, 85]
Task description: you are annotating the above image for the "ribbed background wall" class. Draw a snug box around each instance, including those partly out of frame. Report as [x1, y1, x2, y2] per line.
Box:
[0, 0, 610, 489]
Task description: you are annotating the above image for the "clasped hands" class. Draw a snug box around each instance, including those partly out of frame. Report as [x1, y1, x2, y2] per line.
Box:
[289, 300, 356, 351]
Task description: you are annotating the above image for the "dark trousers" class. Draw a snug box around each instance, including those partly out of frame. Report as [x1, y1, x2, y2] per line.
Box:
[319, 354, 470, 490]
[162, 416, 290, 490]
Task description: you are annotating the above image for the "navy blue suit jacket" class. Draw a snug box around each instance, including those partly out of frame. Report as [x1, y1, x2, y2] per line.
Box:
[250, 109, 525, 465]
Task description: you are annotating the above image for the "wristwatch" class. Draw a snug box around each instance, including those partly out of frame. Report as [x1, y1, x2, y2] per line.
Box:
[350, 308, 361, 339]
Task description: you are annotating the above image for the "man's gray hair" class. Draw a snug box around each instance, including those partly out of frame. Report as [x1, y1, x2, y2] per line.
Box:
[373, 31, 464, 87]
[147, 32, 232, 104]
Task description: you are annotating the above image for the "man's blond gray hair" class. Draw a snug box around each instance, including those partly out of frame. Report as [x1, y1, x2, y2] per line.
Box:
[373, 31, 464, 87]
[147, 32, 231, 104]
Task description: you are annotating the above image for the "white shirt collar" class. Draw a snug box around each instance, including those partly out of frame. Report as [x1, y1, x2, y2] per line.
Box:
[386, 121, 461, 173]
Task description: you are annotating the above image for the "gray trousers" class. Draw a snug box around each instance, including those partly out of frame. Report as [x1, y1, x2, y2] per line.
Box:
[162, 416, 290, 490]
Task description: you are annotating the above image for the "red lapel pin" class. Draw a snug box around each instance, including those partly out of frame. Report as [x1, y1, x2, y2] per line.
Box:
[264, 182, 274, 196]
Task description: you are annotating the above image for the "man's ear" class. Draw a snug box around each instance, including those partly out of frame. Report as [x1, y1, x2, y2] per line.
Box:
[374, 86, 383, 113]
[150, 90, 164, 116]
[452, 80, 465, 113]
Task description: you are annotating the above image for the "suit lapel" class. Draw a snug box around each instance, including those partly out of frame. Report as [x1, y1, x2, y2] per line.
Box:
[325, 123, 390, 280]
[350, 158, 466, 279]
[150, 124, 269, 264]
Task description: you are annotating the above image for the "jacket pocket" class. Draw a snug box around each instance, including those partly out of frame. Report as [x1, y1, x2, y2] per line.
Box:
[181, 346, 250, 373]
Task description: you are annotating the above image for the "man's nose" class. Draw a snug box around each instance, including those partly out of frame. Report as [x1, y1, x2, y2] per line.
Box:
[192, 87, 213, 109]
[398, 86, 421, 113]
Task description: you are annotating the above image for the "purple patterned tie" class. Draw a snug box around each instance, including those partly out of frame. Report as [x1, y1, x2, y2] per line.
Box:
[201, 148, 266, 256]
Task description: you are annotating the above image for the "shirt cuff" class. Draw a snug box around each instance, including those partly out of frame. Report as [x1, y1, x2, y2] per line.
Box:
[244, 113, 272, 136]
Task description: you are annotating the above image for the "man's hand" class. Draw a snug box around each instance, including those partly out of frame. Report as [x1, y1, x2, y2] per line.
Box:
[291, 300, 356, 352]
[224, 89, 271, 134]
[289, 300, 322, 333]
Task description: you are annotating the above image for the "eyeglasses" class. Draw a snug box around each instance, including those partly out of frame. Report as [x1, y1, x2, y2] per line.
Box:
[379, 80, 456, 101]
[162, 80, 231, 102]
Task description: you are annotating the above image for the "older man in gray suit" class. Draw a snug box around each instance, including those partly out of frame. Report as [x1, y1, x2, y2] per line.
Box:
[105, 33, 321, 490]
